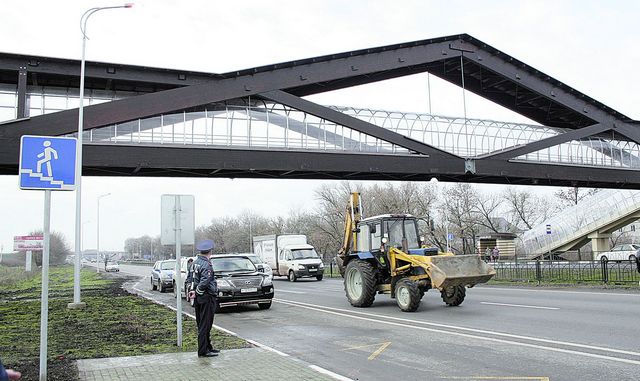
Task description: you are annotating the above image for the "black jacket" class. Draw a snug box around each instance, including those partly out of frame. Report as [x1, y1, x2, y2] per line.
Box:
[192, 255, 218, 296]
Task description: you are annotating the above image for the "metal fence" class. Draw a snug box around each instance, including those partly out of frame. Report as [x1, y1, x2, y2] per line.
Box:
[492, 259, 640, 284]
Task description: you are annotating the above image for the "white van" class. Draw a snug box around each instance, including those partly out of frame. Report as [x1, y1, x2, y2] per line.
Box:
[253, 234, 324, 281]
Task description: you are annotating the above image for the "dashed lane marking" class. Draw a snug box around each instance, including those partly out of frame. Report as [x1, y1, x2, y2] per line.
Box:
[275, 298, 640, 366]
[276, 289, 307, 294]
[443, 377, 550, 380]
[480, 302, 559, 310]
[127, 277, 352, 380]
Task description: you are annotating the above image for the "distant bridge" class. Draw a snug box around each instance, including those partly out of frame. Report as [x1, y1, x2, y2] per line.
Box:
[1, 34, 639, 188]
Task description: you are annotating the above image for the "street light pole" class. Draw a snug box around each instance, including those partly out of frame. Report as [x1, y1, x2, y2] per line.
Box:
[71, 3, 133, 309]
[97, 193, 111, 273]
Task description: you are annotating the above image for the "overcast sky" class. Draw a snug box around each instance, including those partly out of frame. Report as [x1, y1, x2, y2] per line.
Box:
[1, 0, 638, 252]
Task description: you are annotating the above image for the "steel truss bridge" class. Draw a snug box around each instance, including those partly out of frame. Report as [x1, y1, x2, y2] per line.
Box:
[1, 34, 639, 188]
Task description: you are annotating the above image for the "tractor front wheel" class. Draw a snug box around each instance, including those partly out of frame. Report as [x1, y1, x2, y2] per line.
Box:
[441, 285, 466, 306]
[344, 260, 377, 307]
[395, 278, 422, 312]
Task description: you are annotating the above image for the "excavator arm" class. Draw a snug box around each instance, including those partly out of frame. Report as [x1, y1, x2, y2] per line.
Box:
[338, 192, 362, 258]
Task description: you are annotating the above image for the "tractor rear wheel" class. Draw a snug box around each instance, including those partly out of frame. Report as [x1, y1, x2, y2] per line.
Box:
[395, 278, 422, 312]
[344, 260, 377, 307]
[441, 285, 466, 306]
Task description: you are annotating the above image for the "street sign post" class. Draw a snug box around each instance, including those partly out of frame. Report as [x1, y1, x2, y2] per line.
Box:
[161, 194, 195, 348]
[14, 235, 43, 272]
[19, 135, 77, 191]
[19, 135, 76, 381]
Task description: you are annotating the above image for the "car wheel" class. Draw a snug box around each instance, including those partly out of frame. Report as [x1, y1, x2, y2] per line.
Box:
[288, 271, 297, 282]
[316, 274, 323, 281]
[173, 282, 177, 297]
[151, 278, 157, 291]
[160, 280, 165, 293]
[600, 255, 608, 262]
[258, 302, 272, 310]
[629, 255, 637, 262]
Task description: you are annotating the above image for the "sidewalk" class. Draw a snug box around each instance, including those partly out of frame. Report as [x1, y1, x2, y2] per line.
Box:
[77, 347, 343, 381]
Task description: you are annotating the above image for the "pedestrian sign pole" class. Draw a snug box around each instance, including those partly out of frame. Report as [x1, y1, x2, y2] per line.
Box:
[161, 195, 195, 348]
[19, 135, 77, 381]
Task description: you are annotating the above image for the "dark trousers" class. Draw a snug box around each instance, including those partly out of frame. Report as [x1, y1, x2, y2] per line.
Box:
[194, 293, 216, 356]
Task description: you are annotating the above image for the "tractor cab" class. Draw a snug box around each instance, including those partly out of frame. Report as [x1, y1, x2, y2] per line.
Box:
[358, 214, 420, 254]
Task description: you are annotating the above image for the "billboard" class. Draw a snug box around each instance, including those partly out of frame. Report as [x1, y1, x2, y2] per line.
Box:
[14, 235, 44, 251]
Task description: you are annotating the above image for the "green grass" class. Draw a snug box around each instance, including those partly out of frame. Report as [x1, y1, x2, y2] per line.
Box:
[0, 265, 249, 380]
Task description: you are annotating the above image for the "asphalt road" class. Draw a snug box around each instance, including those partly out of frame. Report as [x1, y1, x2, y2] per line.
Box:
[104, 263, 640, 381]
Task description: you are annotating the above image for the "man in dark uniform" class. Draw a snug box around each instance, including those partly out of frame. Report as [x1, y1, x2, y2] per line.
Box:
[0, 356, 21, 380]
[189, 239, 219, 357]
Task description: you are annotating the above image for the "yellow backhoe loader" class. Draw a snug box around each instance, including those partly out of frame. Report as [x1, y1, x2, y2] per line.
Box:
[336, 192, 495, 312]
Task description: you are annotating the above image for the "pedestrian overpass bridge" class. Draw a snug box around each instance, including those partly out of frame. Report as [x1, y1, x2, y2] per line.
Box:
[519, 189, 640, 259]
[0, 33, 639, 189]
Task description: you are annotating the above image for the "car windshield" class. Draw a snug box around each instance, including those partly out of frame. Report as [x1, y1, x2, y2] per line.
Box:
[212, 257, 256, 273]
[291, 249, 319, 259]
[244, 255, 262, 264]
[160, 261, 175, 270]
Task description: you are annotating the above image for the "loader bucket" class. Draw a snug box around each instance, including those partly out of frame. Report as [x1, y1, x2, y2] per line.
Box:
[427, 255, 496, 289]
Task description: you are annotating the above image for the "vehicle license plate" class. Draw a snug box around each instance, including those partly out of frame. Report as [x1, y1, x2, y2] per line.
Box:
[309, 268, 317, 272]
[241, 287, 258, 293]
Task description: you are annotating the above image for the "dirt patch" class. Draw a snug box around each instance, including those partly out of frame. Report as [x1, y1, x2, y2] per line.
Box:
[0, 266, 248, 381]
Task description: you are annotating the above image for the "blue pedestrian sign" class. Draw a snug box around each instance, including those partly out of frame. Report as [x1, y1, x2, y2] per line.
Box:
[19, 135, 77, 191]
[447, 233, 454, 240]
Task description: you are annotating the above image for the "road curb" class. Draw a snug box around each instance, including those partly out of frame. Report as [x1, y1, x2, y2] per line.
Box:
[127, 276, 353, 381]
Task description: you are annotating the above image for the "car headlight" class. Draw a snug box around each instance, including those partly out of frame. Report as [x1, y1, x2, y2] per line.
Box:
[319, 263, 324, 269]
[216, 279, 232, 288]
[297, 264, 305, 270]
[262, 275, 273, 286]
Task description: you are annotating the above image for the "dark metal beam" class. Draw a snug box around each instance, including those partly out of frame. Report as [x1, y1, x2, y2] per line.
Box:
[17, 66, 27, 118]
[259, 90, 462, 160]
[615, 124, 640, 146]
[482, 123, 611, 160]
[0, 39, 457, 139]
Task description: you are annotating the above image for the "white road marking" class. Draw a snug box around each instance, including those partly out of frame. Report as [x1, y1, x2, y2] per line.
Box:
[309, 365, 354, 381]
[481, 286, 640, 297]
[126, 277, 352, 380]
[480, 302, 559, 310]
[275, 298, 640, 364]
[276, 289, 307, 294]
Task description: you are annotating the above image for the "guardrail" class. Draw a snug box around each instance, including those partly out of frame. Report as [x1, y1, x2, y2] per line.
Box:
[492, 259, 640, 284]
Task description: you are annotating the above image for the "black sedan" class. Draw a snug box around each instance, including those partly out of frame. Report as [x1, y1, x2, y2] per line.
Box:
[211, 254, 274, 310]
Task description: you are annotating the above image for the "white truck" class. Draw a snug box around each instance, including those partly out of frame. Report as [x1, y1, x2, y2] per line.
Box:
[253, 234, 324, 281]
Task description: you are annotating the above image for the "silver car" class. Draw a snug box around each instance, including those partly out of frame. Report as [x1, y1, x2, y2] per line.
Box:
[596, 244, 640, 262]
[151, 259, 176, 292]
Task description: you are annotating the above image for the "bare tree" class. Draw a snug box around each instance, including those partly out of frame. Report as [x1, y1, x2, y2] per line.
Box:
[503, 187, 553, 230]
[29, 230, 71, 265]
[554, 187, 600, 208]
[437, 184, 481, 254]
[474, 192, 504, 234]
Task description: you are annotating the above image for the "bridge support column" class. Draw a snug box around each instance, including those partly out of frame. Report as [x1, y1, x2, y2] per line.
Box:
[588, 232, 611, 260]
